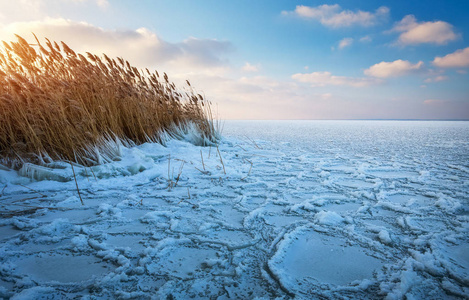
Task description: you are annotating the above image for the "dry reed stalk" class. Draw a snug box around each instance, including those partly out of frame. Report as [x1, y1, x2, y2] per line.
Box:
[167, 154, 171, 177]
[234, 144, 247, 151]
[89, 167, 97, 181]
[194, 166, 209, 175]
[241, 159, 253, 180]
[246, 136, 261, 149]
[200, 150, 205, 170]
[173, 161, 185, 187]
[70, 163, 84, 205]
[167, 154, 172, 188]
[177, 186, 191, 205]
[17, 184, 47, 197]
[216, 145, 226, 175]
[83, 167, 90, 182]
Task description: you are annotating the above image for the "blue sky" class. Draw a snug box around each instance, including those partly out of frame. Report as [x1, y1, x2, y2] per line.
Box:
[1, 0, 468, 119]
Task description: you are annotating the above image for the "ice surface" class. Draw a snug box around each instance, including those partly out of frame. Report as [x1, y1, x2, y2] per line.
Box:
[0, 120, 468, 299]
[15, 253, 114, 283]
[146, 244, 225, 279]
[269, 227, 383, 290]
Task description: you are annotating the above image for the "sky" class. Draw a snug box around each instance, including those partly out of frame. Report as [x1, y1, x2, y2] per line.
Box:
[1, 0, 468, 120]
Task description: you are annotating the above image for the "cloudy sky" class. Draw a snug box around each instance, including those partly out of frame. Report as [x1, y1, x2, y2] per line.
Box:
[1, 0, 468, 119]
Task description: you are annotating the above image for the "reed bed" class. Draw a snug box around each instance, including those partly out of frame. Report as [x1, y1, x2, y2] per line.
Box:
[0, 34, 218, 168]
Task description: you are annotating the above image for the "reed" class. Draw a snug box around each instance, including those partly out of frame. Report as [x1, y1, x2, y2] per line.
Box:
[0, 34, 219, 168]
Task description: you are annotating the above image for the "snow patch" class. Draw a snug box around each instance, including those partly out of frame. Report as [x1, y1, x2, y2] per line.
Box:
[315, 210, 344, 225]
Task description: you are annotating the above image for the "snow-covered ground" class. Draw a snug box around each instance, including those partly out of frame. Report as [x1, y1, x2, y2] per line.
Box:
[0, 120, 468, 299]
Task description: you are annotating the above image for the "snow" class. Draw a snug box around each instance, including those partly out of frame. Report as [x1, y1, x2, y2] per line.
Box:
[378, 230, 393, 245]
[314, 210, 344, 225]
[0, 120, 468, 299]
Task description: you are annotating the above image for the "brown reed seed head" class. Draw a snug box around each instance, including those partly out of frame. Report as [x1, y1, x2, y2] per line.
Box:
[0, 34, 217, 168]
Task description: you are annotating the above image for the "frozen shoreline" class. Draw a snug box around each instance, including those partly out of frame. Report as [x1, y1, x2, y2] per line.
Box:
[1, 121, 468, 299]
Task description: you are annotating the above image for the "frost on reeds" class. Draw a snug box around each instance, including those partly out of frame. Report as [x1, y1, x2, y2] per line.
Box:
[0, 34, 220, 169]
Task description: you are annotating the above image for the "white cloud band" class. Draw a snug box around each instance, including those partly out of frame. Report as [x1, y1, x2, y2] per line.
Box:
[433, 47, 469, 68]
[391, 15, 458, 46]
[283, 4, 389, 28]
[364, 60, 424, 78]
[292, 71, 379, 87]
[0, 18, 233, 76]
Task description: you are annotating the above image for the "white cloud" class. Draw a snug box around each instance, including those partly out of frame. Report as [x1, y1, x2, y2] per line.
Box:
[0, 0, 108, 22]
[433, 47, 469, 68]
[0, 0, 43, 21]
[0, 18, 233, 76]
[282, 4, 389, 28]
[69, 0, 108, 8]
[360, 35, 372, 42]
[338, 37, 353, 49]
[424, 75, 448, 83]
[390, 15, 458, 45]
[364, 60, 424, 78]
[292, 71, 379, 87]
[242, 62, 260, 72]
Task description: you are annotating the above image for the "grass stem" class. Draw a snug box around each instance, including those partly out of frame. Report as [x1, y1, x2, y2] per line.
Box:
[217, 145, 226, 175]
[200, 150, 205, 171]
[70, 163, 84, 206]
[17, 184, 47, 197]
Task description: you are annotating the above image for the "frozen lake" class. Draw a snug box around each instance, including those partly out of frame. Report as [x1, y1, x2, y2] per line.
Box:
[224, 120, 469, 162]
[0, 120, 468, 299]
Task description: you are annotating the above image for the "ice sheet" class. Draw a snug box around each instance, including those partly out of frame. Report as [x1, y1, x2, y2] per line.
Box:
[0, 120, 468, 299]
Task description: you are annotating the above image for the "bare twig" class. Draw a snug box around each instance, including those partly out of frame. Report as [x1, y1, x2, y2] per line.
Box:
[246, 136, 262, 149]
[217, 145, 226, 175]
[4, 202, 57, 209]
[18, 184, 47, 197]
[83, 167, 90, 182]
[167, 154, 174, 190]
[241, 159, 253, 180]
[89, 167, 97, 181]
[174, 161, 185, 187]
[235, 144, 247, 151]
[177, 186, 191, 205]
[200, 150, 205, 170]
[194, 166, 209, 175]
[70, 163, 84, 205]
[167, 154, 171, 181]
[171, 167, 174, 188]
[12, 197, 37, 203]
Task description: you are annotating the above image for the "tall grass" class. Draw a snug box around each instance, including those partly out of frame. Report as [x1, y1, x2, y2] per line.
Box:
[0, 34, 218, 168]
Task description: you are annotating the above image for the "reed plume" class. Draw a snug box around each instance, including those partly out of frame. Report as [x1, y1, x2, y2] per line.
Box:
[0, 34, 218, 168]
